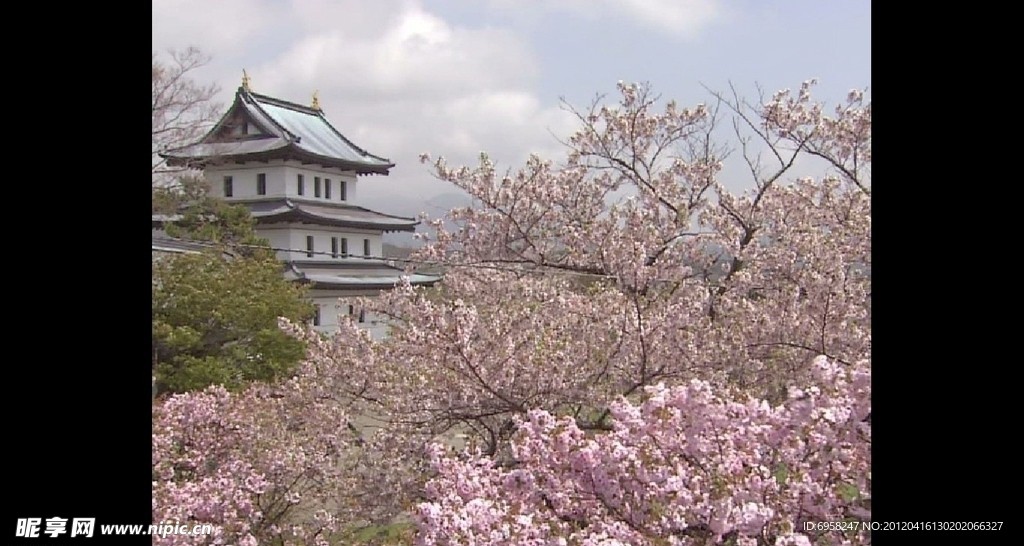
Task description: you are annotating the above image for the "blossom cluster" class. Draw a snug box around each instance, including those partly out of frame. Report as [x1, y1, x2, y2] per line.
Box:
[152, 331, 371, 546]
[417, 357, 871, 545]
[392, 81, 871, 542]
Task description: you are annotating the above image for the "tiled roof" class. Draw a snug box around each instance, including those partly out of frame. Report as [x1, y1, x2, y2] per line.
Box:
[241, 198, 418, 232]
[163, 87, 394, 174]
[285, 262, 441, 289]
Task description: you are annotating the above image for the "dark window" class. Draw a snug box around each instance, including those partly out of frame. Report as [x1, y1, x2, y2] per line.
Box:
[358, 309, 366, 323]
[325, 179, 332, 199]
[314, 177, 321, 197]
[313, 305, 321, 326]
[331, 237, 339, 258]
[297, 174, 305, 195]
[341, 238, 348, 257]
[348, 304, 355, 316]
[340, 180, 348, 200]
[257, 173, 267, 195]
[223, 176, 233, 197]
[306, 235, 314, 258]
[364, 238, 371, 257]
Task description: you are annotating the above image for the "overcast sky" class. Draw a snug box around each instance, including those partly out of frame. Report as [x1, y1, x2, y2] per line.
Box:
[153, 0, 870, 239]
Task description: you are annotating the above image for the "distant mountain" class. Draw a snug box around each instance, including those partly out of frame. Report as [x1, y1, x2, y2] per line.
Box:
[381, 241, 448, 277]
[383, 231, 421, 248]
[382, 243, 416, 260]
[374, 190, 474, 248]
[362, 191, 472, 223]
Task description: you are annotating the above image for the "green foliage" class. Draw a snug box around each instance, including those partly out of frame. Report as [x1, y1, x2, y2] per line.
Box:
[772, 462, 790, 485]
[153, 176, 313, 393]
[334, 523, 415, 545]
[154, 176, 269, 255]
[153, 249, 313, 393]
[836, 481, 861, 503]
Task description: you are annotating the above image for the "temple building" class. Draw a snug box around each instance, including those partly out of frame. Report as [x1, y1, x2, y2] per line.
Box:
[158, 73, 440, 339]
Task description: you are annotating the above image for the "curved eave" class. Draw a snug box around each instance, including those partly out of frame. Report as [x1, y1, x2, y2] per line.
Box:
[285, 260, 396, 270]
[254, 210, 418, 233]
[280, 144, 394, 175]
[295, 277, 441, 290]
[164, 145, 393, 175]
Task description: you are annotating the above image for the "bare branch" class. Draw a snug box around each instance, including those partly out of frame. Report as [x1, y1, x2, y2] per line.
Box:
[152, 47, 222, 185]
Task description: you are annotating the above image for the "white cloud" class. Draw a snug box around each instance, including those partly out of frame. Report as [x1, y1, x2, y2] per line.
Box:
[288, 0, 412, 36]
[438, 91, 575, 159]
[255, 5, 536, 102]
[153, 0, 581, 223]
[616, 0, 722, 37]
[485, 0, 724, 38]
[152, 0, 284, 56]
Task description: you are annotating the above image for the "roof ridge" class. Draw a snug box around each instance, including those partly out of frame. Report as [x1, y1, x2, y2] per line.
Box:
[242, 90, 300, 142]
[189, 90, 250, 147]
[247, 89, 322, 115]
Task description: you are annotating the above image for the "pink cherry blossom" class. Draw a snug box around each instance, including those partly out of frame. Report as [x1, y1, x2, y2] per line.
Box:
[154, 79, 870, 545]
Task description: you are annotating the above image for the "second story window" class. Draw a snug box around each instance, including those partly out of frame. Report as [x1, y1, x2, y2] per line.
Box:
[325, 179, 332, 199]
[306, 235, 314, 258]
[363, 239, 371, 257]
[358, 309, 366, 323]
[314, 177, 321, 197]
[331, 237, 339, 258]
[340, 180, 348, 201]
[313, 305, 321, 327]
[223, 176, 233, 197]
[257, 173, 267, 195]
[297, 174, 305, 196]
[341, 237, 348, 257]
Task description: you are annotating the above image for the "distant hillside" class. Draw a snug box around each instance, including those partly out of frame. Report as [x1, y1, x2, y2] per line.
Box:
[370, 190, 474, 249]
[382, 242, 447, 277]
[382, 243, 416, 260]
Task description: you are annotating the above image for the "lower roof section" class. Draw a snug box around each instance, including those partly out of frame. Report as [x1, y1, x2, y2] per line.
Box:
[153, 199, 418, 233]
[240, 198, 418, 232]
[284, 262, 441, 290]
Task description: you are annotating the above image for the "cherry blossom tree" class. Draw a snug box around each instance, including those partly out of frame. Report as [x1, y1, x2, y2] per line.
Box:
[353, 78, 870, 449]
[358, 79, 870, 542]
[417, 356, 870, 545]
[151, 79, 871, 545]
[151, 323, 423, 546]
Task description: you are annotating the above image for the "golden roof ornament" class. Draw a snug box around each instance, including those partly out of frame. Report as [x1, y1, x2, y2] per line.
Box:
[241, 69, 252, 92]
[311, 90, 321, 111]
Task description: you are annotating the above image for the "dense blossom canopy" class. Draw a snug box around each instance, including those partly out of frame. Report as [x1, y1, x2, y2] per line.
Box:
[152, 79, 870, 546]
[417, 357, 870, 545]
